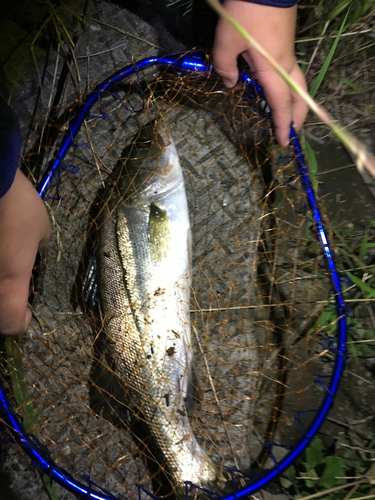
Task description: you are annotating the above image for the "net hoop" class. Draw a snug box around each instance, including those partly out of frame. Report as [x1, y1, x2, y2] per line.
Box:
[0, 49, 347, 500]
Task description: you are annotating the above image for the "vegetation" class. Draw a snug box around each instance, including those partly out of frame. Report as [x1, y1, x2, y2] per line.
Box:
[281, 435, 375, 499]
[293, 4, 375, 497]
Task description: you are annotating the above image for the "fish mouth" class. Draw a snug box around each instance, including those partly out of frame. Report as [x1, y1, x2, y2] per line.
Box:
[125, 124, 184, 206]
[156, 122, 172, 149]
[153, 123, 182, 181]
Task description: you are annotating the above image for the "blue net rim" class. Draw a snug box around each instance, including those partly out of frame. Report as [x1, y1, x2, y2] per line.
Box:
[0, 50, 346, 500]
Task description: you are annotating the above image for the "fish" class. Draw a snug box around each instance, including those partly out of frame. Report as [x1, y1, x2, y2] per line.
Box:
[90, 122, 219, 496]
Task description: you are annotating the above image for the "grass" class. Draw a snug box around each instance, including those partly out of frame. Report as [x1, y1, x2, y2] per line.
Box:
[304, 138, 318, 192]
[298, 0, 375, 377]
[308, 10, 349, 99]
[299, 0, 375, 136]
[5, 338, 59, 500]
[280, 433, 375, 499]
[0, 0, 87, 98]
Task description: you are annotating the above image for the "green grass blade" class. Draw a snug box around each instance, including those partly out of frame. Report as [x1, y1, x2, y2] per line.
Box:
[347, 271, 375, 297]
[41, 474, 60, 500]
[5, 338, 38, 433]
[326, 0, 351, 21]
[349, 339, 359, 363]
[304, 140, 318, 193]
[309, 10, 349, 99]
[341, 77, 360, 93]
[348, 0, 375, 24]
[5, 338, 59, 500]
[359, 229, 369, 263]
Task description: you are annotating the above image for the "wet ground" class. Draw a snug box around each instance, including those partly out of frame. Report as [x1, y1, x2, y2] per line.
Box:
[313, 136, 375, 228]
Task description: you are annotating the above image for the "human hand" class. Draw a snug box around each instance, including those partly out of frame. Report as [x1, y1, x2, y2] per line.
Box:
[213, 0, 308, 146]
[0, 170, 50, 336]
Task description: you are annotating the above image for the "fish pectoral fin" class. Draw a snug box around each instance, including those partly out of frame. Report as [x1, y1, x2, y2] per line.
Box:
[185, 365, 204, 417]
[82, 255, 99, 313]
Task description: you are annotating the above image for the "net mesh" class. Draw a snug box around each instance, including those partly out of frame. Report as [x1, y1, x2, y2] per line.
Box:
[0, 5, 339, 499]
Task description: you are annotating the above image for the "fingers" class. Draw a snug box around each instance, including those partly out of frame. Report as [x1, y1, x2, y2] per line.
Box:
[16, 170, 51, 249]
[290, 64, 309, 131]
[256, 68, 293, 146]
[213, 33, 240, 88]
[213, 2, 248, 88]
[247, 61, 308, 146]
[214, 41, 308, 146]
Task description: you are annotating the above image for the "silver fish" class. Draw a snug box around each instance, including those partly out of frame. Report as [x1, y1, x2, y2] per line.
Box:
[95, 123, 218, 494]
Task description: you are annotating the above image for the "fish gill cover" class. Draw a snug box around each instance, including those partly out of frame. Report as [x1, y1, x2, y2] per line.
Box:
[0, 2, 346, 499]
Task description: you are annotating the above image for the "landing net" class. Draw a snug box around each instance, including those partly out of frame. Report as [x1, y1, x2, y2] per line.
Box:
[0, 49, 346, 500]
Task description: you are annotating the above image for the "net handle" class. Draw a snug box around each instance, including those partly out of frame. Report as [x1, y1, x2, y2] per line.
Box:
[0, 49, 346, 500]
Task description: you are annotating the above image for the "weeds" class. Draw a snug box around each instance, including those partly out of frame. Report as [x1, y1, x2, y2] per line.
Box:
[0, 0, 88, 97]
[308, 10, 349, 99]
[5, 338, 59, 500]
[280, 435, 375, 499]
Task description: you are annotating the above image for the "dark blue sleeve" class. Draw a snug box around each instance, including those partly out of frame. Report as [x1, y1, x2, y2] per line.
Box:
[240, 0, 298, 6]
[0, 96, 21, 199]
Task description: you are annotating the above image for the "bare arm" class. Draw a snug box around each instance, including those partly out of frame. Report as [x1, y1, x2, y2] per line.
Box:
[213, 1, 308, 146]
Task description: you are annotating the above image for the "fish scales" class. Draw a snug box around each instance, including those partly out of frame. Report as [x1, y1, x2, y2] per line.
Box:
[95, 123, 218, 493]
